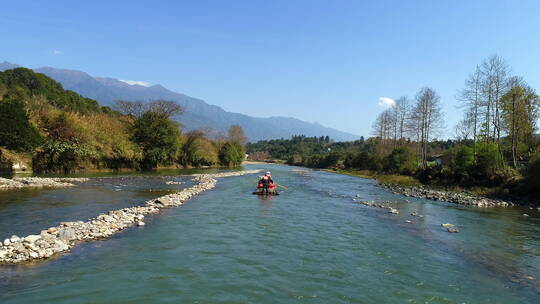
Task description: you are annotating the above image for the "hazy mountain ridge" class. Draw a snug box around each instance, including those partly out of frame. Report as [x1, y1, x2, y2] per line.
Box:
[0, 61, 358, 141]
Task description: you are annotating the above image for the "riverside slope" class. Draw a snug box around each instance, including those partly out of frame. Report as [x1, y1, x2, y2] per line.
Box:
[0, 170, 260, 264]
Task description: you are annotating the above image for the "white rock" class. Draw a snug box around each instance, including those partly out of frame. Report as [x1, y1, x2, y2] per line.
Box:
[10, 235, 20, 242]
[29, 251, 39, 258]
[53, 240, 69, 252]
[24, 235, 41, 243]
[4, 238, 10, 246]
[58, 227, 77, 241]
[137, 221, 145, 226]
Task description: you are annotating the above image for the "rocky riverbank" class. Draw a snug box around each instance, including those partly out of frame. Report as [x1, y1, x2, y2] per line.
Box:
[0, 177, 89, 190]
[380, 184, 514, 207]
[0, 170, 261, 264]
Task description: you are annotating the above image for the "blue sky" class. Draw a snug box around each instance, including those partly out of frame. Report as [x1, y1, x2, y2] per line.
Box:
[1, 0, 539, 138]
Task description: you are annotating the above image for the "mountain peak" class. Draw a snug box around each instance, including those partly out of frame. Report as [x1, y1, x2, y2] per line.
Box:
[0, 61, 20, 71]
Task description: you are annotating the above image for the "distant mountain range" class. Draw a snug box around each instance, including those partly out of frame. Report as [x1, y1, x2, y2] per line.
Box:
[0, 61, 358, 142]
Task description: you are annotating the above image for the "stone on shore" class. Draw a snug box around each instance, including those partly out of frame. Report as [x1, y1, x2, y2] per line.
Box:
[0, 177, 88, 190]
[380, 184, 516, 207]
[24, 235, 41, 243]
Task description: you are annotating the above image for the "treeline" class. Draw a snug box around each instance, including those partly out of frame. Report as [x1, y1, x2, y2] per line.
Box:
[0, 68, 245, 173]
[247, 55, 540, 196]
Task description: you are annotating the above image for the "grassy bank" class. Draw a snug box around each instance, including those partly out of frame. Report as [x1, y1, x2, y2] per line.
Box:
[325, 169, 422, 187]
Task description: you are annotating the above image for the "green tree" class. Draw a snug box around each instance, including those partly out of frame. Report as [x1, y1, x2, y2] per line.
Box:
[0, 99, 43, 151]
[473, 142, 501, 182]
[501, 84, 540, 167]
[383, 147, 418, 175]
[133, 111, 180, 169]
[521, 154, 540, 195]
[179, 131, 219, 167]
[219, 141, 245, 167]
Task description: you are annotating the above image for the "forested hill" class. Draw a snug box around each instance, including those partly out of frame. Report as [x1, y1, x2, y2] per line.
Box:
[0, 62, 359, 142]
[0, 68, 246, 173]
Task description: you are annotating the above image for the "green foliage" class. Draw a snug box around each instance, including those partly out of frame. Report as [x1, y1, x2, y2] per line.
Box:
[219, 141, 245, 167]
[474, 142, 501, 181]
[33, 140, 96, 173]
[0, 99, 43, 151]
[455, 146, 475, 172]
[521, 153, 540, 195]
[383, 147, 418, 175]
[133, 111, 181, 169]
[179, 131, 219, 167]
[440, 145, 475, 182]
[247, 136, 372, 161]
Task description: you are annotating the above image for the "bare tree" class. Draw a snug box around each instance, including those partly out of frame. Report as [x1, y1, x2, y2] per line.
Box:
[458, 65, 482, 151]
[454, 115, 474, 142]
[395, 96, 411, 142]
[113, 100, 146, 117]
[228, 125, 247, 146]
[412, 87, 444, 168]
[147, 99, 183, 117]
[113, 99, 183, 118]
[478, 55, 510, 167]
[372, 109, 396, 155]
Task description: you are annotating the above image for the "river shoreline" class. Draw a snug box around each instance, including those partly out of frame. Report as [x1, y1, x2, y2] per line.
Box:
[0, 170, 261, 264]
[379, 184, 516, 207]
[324, 169, 540, 208]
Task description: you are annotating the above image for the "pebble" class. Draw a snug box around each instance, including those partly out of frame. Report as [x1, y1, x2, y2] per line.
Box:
[0, 169, 261, 264]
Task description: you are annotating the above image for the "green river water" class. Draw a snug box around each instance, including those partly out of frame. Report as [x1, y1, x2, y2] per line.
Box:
[0, 164, 539, 303]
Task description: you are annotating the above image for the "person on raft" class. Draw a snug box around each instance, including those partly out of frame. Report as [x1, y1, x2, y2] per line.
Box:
[259, 171, 274, 195]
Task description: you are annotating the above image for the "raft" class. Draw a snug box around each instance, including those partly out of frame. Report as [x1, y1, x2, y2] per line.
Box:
[252, 191, 280, 196]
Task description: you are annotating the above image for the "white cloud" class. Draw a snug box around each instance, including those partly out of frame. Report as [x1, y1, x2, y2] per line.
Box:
[120, 79, 151, 87]
[378, 97, 396, 108]
[52, 50, 63, 55]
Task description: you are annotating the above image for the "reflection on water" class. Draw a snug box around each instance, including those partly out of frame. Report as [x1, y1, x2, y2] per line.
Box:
[0, 165, 539, 303]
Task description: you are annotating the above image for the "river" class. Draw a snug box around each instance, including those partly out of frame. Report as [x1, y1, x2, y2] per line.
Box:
[0, 164, 539, 303]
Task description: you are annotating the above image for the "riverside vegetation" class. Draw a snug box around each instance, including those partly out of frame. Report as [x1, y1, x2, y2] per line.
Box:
[0, 68, 246, 174]
[247, 55, 540, 203]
